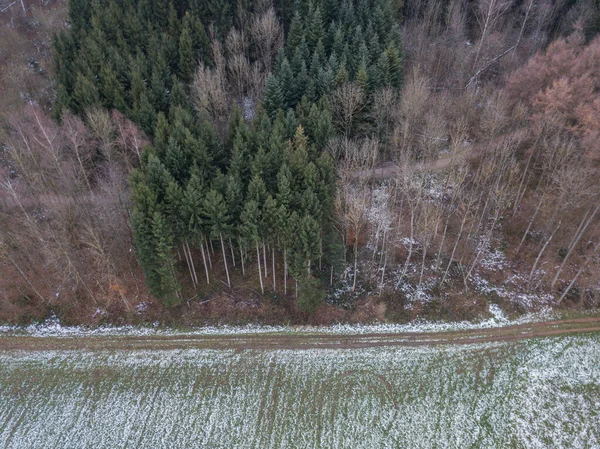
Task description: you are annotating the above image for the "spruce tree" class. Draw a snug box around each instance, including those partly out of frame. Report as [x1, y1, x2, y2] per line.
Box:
[179, 25, 195, 82]
[135, 92, 157, 135]
[72, 73, 100, 113]
[240, 199, 263, 293]
[203, 189, 232, 288]
[286, 11, 304, 57]
[278, 58, 295, 109]
[151, 210, 181, 305]
[263, 75, 285, 118]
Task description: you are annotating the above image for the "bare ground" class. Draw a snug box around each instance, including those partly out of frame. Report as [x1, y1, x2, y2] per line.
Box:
[1, 316, 599, 352]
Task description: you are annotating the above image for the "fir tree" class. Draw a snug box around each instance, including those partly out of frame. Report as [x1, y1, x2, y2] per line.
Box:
[179, 25, 195, 82]
[151, 210, 181, 304]
[203, 189, 232, 288]
[263, 75, 285, 118]
[72, 73, 100, 113]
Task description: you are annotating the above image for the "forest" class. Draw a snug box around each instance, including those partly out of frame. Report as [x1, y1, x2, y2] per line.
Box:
[0, 0, 599, 326]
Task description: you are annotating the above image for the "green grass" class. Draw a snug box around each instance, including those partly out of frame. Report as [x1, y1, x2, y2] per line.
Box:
[0, 334, 599, 448]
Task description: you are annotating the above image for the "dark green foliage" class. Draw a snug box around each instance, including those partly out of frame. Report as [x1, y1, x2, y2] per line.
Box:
[267, 0, 404, 133]
[178, 25, 195, 82]
[54, 0, 218, 128]
[54, 0, 400, 310]
[131, 175, 180, 305]
[150, 210, 181, 305]
[263, 75, 285, 118]
[297, 276, 326, 312]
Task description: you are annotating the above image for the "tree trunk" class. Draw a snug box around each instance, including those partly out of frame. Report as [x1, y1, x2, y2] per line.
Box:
[186, 240, 199, 287]
[6, 255, 46, 302]
[263, 241, 268, 278]
[240, 241, 245, 275]
[183, 242, 197, 289]
[220, 234, 231, 288]
[516, 192, 546, 254]
[352, 233, 359, 291]
[256, 242, 264, 294]
[551, 203, 600, 289]
[419, 243, 427, 287]
[379, 251, 387, 296]
[284, 248, 287, 295]
[512, 0, 535, 60]
[229, 237, 236, 266]
[205, 236, 213, 269]
[513, 134, 541, 217]
[528, 221, 561, 291]
[557, 242, 600, 304]
[436, 218, 449, 271]
[442, 211, 468, 284]
[200, 240, 210, 284]
[272, 247, 276, 291]
[402, 208, 416, 278]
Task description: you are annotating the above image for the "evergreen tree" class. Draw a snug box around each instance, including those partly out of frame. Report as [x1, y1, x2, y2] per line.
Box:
[135, 92, 157, 134]
[72, 73, 100, 113]
[306, 5, 324, 51]
[286, 11, 304, 57]
[203, 189, 232, 287]
[263, 75, 285, 118]
[151, 211, 181, 304]
[240, 199, 263, 293]
[179, 25, 195, 82]
[278, 58, 295, 109]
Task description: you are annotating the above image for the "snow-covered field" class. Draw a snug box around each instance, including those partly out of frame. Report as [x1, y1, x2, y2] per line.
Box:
[1, 334, 599, 448]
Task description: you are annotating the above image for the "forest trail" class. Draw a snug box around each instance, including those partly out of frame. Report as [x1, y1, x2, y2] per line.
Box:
[2, 316, 599, 352]
[363, 145, 484, 181]
[361, 130, 527, 180]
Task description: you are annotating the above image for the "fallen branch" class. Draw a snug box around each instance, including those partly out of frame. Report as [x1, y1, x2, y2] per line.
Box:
[467, 45, 517, 88]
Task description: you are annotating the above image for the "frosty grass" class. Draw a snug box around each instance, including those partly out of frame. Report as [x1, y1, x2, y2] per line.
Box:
[1, 332, 599, 448]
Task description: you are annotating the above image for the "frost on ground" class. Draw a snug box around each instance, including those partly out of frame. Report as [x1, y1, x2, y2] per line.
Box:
[0, 306, 562, 338]
[0, 335, 599, 448]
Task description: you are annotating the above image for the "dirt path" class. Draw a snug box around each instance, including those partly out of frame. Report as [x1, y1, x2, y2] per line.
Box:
[1, 317, 599, 352]
[363, 147, 483, 181]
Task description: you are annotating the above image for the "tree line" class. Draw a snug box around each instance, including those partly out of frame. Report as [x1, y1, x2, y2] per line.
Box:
[51, 0, 404, 309]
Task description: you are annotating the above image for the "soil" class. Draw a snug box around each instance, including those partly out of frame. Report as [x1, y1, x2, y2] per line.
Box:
[2, 316, 599, 352]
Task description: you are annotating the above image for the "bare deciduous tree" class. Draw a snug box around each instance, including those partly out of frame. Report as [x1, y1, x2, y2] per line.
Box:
[250, 7, 283, 74]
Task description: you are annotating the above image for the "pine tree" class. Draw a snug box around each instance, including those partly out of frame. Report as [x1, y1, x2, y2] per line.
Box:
[385, 45, 404, 89]
[240, 199, 263, 293]
[170, 75, 188, 108]
[286, 11, 304, 57]
[150, 52, 170, 112]
[100, 64, 126, 111]
[306, 5, 324, 52]
[263, 194, 279, 290]
[247, 173, 267, 206]
[278, 58, 295, 109]
[167, 2, 181, 38]
[135, 92, 157, 135]
[151, 210, 181, 305]
[203, 189, 232, 288]
[182, 172, 211, 285]
[179, 25, 195, 82]
[334, 62, 349, 88]
[263, 75, 285, 118]
[72, 73, 100, 113]
[356, 58, 370, 93]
